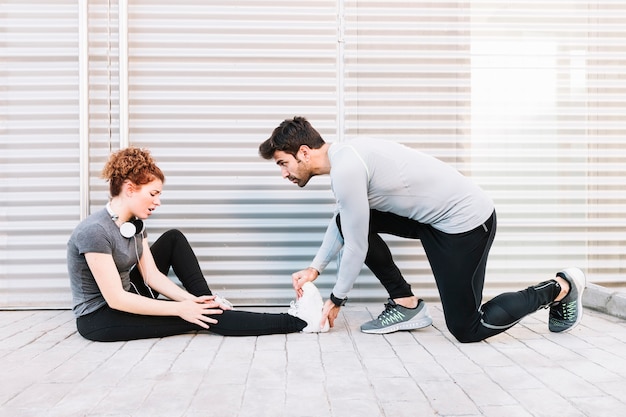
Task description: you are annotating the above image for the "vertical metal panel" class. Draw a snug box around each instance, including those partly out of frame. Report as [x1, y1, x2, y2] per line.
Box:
[121, 0, 339, 304]
[0, 0, 80, 308]
[342, 1, 473, 300]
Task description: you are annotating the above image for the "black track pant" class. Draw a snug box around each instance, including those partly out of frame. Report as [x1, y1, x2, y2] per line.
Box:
[76, 229, 306, 342]
[337, 210, 559, 343]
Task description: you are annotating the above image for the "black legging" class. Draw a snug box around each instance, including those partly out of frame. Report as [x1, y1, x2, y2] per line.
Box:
[76, 229, 306, 342]
[337, 210, 558, 343]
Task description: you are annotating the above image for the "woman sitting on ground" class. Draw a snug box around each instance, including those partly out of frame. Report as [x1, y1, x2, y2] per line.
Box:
[67, 146, 327, 342]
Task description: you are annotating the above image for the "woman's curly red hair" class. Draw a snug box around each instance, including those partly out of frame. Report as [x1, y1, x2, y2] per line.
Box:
[101, 147, 165, 197]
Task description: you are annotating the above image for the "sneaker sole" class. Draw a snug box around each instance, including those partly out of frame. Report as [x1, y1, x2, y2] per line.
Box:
[302, 319, 330, 333]
[361, 316, 433, 334]
[551, 267, 586, 333]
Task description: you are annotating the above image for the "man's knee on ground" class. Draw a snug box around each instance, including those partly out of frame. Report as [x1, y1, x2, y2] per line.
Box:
[446, 303, 518, 343]
[447, 322, 483, 344]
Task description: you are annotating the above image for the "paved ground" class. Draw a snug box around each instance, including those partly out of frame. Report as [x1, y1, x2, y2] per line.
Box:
[1, 298, 626, 417]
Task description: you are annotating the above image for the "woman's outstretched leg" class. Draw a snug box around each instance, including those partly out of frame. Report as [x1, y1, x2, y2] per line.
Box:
[77, 305, 307, 341]
[209, 310, 307, 336]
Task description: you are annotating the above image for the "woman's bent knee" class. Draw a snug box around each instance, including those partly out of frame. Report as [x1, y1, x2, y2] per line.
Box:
[161, 228, 185, 240]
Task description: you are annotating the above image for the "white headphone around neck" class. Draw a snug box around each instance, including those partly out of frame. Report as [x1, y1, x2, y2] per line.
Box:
[119, 219, 144, 238]
[106, 203, 145, 238]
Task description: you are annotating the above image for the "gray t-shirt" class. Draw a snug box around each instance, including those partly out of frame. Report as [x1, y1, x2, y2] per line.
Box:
[310, 137, 495, 299]
[67, 207, 145, 317]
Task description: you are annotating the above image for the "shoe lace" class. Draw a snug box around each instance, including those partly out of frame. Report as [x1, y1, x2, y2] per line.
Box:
[214, 294, 233, 309]
[376, 302, 404, 324]
[288, 300, 299, 315]
[552, 300, 577, 321]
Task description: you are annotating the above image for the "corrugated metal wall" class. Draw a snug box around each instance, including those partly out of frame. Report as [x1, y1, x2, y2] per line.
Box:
[1, 1, 81, 308]
[1, 0, 625, 309]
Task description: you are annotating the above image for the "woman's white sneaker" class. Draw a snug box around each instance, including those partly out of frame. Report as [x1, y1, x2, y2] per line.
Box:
[288, 282, 329, 333]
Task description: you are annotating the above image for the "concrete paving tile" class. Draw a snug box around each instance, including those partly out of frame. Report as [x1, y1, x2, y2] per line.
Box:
[480, 404, 534, 417]
[418, 380, 481, 415]
[217, 336, 257, 359]
[352, 335, 399, 359]
[287, 361, 326, 383]
[452, 372, 518, 407]
[321, 351, 364, 376]
[508, 387, 585, 417]
[494, 346, 558, 368]
[52, 382, 116, 417]
[133, 372, 203, 417]
[254, 333, 287, 351]
[529, 366, 605, 398]
[563, 355, 622, 384]
[379, 400, 439, 417]
[482, 365, 546, 391]
[285, 382, 331, 417]
[575, 346, 626, 377]
[80, 348, 149, 386]
[595, 379, 626, 400]
[416, 332, 466, 356]
[403, 356, 451, 382]
[456, 340, 518, 367]
[4, 382, 73, 411]
[183, 332, 224, 351]
[329, 398, 383, 417]
[1, 329, 51, 352]
[361, 356, 410, 378]
[0, 381, 29, 407]
[483, 330, 532, 349]
[318, 331, 357, 353]
[248, 350, 286, 387]
[94, 380, 153, 415]
[286, 338, 323, 363]
[569, 395, 626, 417]
[239, 386, 286, 417]
[40, 358, 97, 384]
[0, 406, 45, 417]
[369, 376, 425, 402]
[325, 373, 374, 401]
[389, 342, 431, 363]
[583, 334, 626, 351]
[501, 321, 545, 341]
[205, 361, 250, 385]
[123, 351, 183, 381]
[169, 346, 217, 373]
[436, 352, 486, 375]
[521, 338, 586, 364]
[188, 382, 244, 416]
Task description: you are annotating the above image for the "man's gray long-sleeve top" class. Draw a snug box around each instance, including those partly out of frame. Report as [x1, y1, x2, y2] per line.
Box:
[309, 137, 494, 299]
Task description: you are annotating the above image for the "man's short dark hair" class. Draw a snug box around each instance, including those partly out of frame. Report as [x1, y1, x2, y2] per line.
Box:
[259, 116, 326, 159]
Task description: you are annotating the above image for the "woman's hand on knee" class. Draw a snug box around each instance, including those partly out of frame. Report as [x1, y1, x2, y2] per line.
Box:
[177, 299, 222, 329]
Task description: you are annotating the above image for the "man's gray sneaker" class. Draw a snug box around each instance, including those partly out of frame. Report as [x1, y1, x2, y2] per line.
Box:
[549, 267, 586, 333]
[361, 299, 433, 334]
